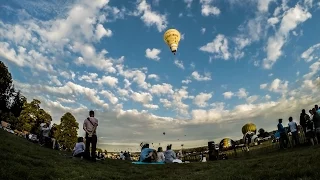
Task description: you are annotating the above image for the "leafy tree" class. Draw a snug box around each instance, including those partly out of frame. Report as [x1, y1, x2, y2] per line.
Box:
[0, 61, 14, 114]
[10, 91, 26, 117]
[17, 99, 52, 133]
[55, 112, 79, 151]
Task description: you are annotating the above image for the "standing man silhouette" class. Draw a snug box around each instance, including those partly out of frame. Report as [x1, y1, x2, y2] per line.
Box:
[83, 110, 98, 162]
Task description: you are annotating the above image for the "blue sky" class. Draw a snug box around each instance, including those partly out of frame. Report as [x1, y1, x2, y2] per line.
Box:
[1, 0, 320, 151]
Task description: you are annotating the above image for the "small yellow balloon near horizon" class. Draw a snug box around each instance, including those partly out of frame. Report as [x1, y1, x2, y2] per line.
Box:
[163, 28, 181, 55]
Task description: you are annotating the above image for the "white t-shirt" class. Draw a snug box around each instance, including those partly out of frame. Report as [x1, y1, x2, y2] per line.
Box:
[157, 152, 165, 162]
[288, 121, 297, 132]
[73, 142, 85, 156]
[41, 127, 50, 137]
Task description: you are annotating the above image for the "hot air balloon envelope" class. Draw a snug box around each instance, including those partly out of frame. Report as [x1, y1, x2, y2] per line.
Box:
[242, 123, 257, 135]
[219, 138, 236, 151]
[163, 29, 181, 55]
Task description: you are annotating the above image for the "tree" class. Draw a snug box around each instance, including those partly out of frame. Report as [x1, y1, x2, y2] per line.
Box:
[10, 91, 26, 117]
[55, 112, 79, 151]
[0, 61, 14, 114]
[17, 99, 52, 133]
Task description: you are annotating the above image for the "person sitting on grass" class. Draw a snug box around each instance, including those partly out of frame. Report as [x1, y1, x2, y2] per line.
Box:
[164, 144, 177, 163]
[73, 137, 85, 158]
[139, 143, 157, 163]
[157, 147, 165, 162]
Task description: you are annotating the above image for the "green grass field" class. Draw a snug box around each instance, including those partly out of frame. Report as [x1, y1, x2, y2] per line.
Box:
[1, 130, 320, 180]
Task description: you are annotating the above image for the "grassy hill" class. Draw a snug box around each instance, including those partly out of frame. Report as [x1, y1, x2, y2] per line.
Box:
[1, 130, 320, 180]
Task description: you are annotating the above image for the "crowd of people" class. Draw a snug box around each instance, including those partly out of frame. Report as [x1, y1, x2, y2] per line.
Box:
[139, 143, 183, 163]
[3, 104, 320, 164]
[277, 104, 320, 149]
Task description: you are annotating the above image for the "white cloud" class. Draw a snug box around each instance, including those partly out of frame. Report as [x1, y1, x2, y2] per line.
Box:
[95, 24, 112, 40]
[95, 76, 118, 87]
[237, 88, 248, 99]
[147, 74, 160, 81]
[174, 59, 185, 69]
[301, 43, 320, 62]
[101, 90, 119, 105]
[145, 48, 161, 61]
[78, 73, 98, 83]
[201, 27, 206, 34]
[131, 91, 153, 104]
[193, 92, 212, 107]
[200, 0, 221, 16]
[190, 62, 195, 69]
[149, 83, 174, 95]
[263, 5, 312, 69]
[267, 17, 280, 25]
[181, 33, 185, 40]
[191, 71, 211, 81]
[143, 104, 159, 109]
[184, 0, 193, 8]
[260, 83, 268, 89]
[257, 0, 274, 13]
[182, 79, 192, 84]
[246, 95, 259, 104]
[199, 34, 231, 60]
[223, 91, 234, 99]
[49, 76, 62, 86]
[303, 60, 320, 80]
[134, 0, 168, 32]
[268, 78, 289, 94]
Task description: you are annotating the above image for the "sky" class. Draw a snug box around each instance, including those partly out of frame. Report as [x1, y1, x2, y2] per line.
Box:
[1, 0, 320, 152]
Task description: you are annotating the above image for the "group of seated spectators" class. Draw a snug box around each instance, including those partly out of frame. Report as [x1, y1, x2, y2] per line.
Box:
[139, 144, 182, 163]
[119, 151, 132, 160]
[25, 122, 60, 150]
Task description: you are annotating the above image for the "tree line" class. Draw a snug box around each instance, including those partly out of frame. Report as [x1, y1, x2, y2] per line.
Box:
[0, 61, 79, 150]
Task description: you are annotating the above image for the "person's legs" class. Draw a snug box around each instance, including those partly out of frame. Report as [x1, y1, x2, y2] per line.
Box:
[292, 132, 299, 146]
[74, 152, 85, 158]
[91, 135, 97, 160]
[84, 134, 92, 159]
[52, 138, 56, 149]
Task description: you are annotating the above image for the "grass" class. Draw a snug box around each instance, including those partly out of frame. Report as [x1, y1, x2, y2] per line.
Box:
[1, 130, 320, 180]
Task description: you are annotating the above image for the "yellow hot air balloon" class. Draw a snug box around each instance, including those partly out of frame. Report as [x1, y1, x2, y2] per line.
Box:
[219, 138, 235, 151]
[242, 123, 257, 135]
[163, 28, 181, 55]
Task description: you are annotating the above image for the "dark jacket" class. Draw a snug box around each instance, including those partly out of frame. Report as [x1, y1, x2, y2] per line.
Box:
[300, 113, 307, 127]
[313, 113, 320, 129]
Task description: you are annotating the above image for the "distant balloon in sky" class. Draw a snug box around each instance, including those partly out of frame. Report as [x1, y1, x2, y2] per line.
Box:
[163, 28, 181, 55]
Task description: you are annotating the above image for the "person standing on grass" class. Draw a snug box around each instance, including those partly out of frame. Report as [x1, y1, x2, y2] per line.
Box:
[300, 109, 307, 134]
[288, 117, 299, 146]
[305, 115, 317, 146]
[277, 119, 288, 149]
[312, 108, 320, 141]
[83, 110, 98, 162]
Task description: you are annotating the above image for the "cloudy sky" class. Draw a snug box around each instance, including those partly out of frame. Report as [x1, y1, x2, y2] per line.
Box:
[1, 0, 320, 151]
